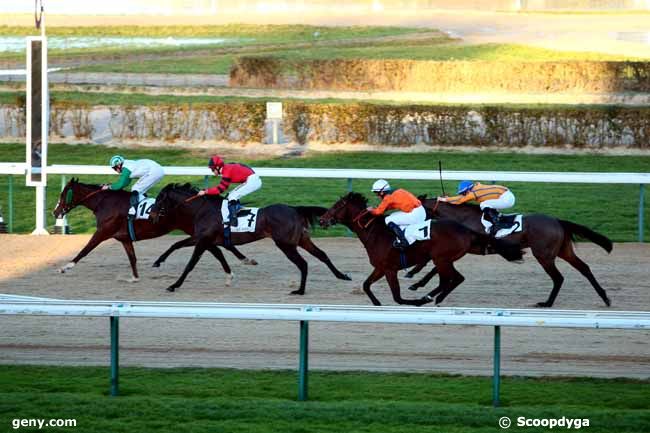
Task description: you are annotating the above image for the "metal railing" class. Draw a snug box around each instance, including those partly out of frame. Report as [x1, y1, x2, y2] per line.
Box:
[1, 298, 649, 406]
[0, 164, 647, 241]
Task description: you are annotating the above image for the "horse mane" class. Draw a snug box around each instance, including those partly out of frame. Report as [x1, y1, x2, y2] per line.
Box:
[342, 191, 368, 208]
[161, 183, 200, 195]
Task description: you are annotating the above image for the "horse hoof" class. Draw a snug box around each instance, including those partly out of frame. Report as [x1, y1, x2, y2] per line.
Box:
[536, 301, 552, 308]
[404, 273, 414, 279]
[289, 290, 305, 295]
[340, 274, 352, 281]
[604, 297, 612, 307]
[242, 258, 258, 266]
[152, 262, 161, 268]
[126, 277, 140, 283]
[225, 273, 234, 287]
[58, 268, 66, 274]
[408, 284, 419, 292]
[166, 286, 176, 293]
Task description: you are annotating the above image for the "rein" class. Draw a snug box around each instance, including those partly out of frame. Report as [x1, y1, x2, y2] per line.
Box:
[352, 209, 376, 229]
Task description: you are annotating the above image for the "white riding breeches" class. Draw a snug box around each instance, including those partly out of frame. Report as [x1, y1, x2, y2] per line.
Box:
[131, 166, 165, 201]
[385, 205, 426, 228]
[221, 174, 262, 222]
[479, 190, 515, 211]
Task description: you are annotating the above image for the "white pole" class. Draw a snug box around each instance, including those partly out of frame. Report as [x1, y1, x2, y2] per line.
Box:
[32, 185, 48, 235]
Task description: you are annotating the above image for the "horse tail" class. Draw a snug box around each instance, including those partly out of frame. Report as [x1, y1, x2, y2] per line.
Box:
[559, 220, 613, 253]
[294, 206, 328, 228]
[470, 231, 524, 262]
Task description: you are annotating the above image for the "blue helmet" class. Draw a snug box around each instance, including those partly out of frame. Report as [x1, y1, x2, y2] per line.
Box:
[457, 180, 473, 195]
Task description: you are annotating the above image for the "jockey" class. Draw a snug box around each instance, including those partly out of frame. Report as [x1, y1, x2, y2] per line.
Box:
[438, 181, 515, 236]
[102, 155, 164, 221]
[198, 155, 262, 228]
[367, 179, 426, 249]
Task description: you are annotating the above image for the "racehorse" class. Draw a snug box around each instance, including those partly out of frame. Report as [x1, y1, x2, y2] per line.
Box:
[52, 178, 254, 283]
[149, 183, 351, 293]
[404, 197, 613, 308]
[318, 192, 524, 306]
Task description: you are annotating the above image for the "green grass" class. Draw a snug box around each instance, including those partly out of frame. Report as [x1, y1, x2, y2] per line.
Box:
[0, 142, 648, 240]
[0, 365, 648, 433]
[70, 42, 643, 75]
[0, 24, 429, 62]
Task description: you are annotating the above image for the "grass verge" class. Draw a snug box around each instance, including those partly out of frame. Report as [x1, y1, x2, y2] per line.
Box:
[0, 365, 648, 433]
[0, 142, 648, 240]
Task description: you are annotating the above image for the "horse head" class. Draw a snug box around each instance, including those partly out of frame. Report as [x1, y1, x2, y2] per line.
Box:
[320, 192, 369, 228]
[53, 177, 88, 218]
[150, 183, 199, 224]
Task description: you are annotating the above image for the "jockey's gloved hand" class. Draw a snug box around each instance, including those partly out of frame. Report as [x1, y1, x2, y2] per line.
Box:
[197, 190, 207, 196]
[101, 184, 110, 190]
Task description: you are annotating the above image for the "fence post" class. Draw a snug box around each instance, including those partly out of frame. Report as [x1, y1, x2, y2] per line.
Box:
[298, 320, 309, 401]
[639, 184, 645, 243]
[493, 326, 501, 407]
[8, 174, 13, 233]
[110, 316, 120, 397]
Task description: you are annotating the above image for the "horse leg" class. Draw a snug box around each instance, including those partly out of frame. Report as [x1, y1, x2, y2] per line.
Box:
[225, 245, 258, 266]
[404, 262, 427, 279]
[120, 240, 139, 282]
[408, 266, 439, 291]
[166, 239, 210, 292]
[59, 229, 112, 273]
[207, 245, 234, 287]
[559, 245, 611, 307]
[535, 256, 565, 308]
[433, 263, 465, 305]
[385, 270, 427, 306]
[298, 237, 351, 281]
[362, 268, 385, 306]
[153, 236, 195, 267]
[275, 242, 309, 295]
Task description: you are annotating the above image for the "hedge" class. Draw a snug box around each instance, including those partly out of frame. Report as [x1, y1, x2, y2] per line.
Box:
[2, 101, 649, 148]
[230, 57, 650, 93]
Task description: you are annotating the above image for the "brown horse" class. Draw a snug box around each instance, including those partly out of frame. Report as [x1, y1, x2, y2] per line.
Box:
[319, 192, 524, 306]
[52, 178, 253, 283]
[405, 197, 613, 308]
[149, 183, 351, 293]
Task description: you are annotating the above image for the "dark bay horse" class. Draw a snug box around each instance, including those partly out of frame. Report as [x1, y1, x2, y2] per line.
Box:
[149, 183, 351, 293]
[52, 178, 253, 283]
[406, 197, 613, 308]
[319, 192, 524, 306]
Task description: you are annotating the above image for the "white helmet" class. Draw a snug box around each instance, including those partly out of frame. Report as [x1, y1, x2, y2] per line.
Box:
[371, 179, 391, 193]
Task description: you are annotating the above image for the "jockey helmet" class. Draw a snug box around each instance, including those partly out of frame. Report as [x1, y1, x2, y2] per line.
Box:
[208, 155, 224, 169]
[109, 155, 124, 168]
[371, 179, 391, 194]
[457, 180, 474, 194]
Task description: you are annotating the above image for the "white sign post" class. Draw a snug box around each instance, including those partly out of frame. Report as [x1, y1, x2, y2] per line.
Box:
[266, 102, 283, 145]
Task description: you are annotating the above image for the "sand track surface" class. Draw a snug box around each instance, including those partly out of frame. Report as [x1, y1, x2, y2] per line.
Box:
[1, 235, 648, 378]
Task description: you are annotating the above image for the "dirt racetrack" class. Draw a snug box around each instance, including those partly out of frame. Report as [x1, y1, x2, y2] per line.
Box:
[1, 235, 649, 378]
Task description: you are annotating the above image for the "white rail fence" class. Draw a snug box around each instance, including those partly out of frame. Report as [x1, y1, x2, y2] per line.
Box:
[0, 164, 648, 240]
[1, 299, 649, 405]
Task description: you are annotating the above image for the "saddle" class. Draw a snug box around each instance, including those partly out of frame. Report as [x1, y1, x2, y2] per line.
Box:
[483, 213, 523, 238]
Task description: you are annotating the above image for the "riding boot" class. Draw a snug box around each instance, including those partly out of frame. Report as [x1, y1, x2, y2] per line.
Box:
[387, 222, 408, 249]
[223, 225, 232, 248]
[483, 207, 501, 238]
[228, 200, 240, 227]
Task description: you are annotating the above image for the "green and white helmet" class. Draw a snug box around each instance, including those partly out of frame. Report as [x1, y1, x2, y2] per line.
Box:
[109, 155, 124, 168]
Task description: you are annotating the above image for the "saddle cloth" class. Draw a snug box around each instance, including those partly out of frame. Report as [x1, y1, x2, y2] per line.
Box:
[403, 219, 432, 245]
[230, 208, 259, 233]
[482, 214, 523, 238]
[134, 198, 156, 220]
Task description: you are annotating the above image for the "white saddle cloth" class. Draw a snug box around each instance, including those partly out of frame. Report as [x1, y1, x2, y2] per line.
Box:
[403, 220, 432, 245]
[230, 208, 260, 233]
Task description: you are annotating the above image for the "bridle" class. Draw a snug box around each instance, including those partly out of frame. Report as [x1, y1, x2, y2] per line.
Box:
[326, 197, 376, 229]
[58, 187, 104, 216]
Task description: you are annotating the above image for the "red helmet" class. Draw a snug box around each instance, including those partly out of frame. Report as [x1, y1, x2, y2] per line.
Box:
[208, 155, 224, 169]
